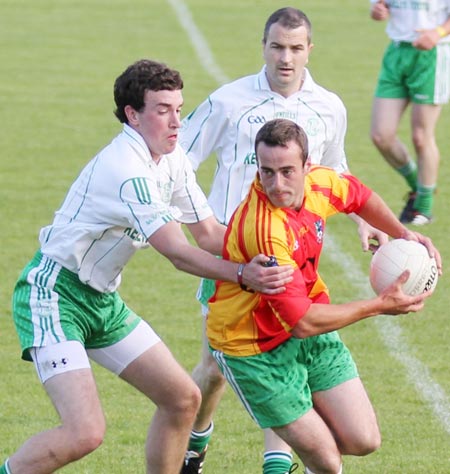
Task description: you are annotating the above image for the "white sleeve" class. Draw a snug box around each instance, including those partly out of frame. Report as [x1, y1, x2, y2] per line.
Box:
[170, 150, 214, 224]
[321, 95, 349, 173]
[119, 176, 182, 240]
[179, 93, 230, 171]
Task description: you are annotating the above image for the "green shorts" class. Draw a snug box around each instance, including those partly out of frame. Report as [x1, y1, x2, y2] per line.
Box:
[375, 41, 450, 105]
[211, 331, 358, 429]
[196, 277, 216, 308]
[12, 251, 141, 361]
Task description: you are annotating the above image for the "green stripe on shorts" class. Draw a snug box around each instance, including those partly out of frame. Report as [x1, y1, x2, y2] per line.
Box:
[12, 251, 140, 361]
[212, 331, 358, 428]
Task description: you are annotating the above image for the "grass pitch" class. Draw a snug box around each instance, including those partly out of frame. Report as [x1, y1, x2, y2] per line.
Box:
[1, 1, 449, 472]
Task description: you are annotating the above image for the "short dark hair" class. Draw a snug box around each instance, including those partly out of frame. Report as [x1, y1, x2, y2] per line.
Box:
[255, 119, 309, 165]
[113, 59, 183, 124]
[263, 7, 312, 44]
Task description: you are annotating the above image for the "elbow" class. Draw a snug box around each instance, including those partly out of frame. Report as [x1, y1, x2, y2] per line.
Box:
[291, 321, 317, 339]
[167, 255, 187, 272]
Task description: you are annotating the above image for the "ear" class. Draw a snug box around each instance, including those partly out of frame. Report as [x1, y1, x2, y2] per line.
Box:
[306, 43, 314, 64]
[124, 105, 139, 126]
[303, 158, 312, 174]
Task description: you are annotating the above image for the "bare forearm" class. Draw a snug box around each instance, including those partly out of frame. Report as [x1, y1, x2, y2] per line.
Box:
[168, 243, 237, 281]
[357, 192, 407, 238]
[292, 272, 427, 338]
[292, 299, 380, 338]
[149, 221, 294, 294]
[187, 217, 226, 255]
[150, 224, 237, 281]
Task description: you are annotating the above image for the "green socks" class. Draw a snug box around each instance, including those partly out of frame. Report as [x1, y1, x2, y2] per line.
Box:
[0, 459, 11, 474]
[263, 450, 293, 474]
[397, 160, 436, 216]
[187, 422, 214, 454]
[414, 184, 436, 217]
[397, 160, 418, 192]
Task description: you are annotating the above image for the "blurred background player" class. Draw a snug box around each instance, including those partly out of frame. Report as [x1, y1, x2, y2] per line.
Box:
[370, 0, 450, 225]
[179, 7, 387, 474]
[207, 118, 441, 474]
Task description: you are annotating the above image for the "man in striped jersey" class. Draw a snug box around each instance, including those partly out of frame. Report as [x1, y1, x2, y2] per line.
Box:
[179, 7, 387, 474]
[208, 119, 440, 474]
[1, 59, 293, 474]
[370, 0, 450, 225]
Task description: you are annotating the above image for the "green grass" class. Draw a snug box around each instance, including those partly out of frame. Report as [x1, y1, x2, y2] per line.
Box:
[1, 0, 449, 472]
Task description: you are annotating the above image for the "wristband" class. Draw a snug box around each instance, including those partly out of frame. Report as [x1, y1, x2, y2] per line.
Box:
[436, 26, 447, 38]
[237, 263, 246, 285]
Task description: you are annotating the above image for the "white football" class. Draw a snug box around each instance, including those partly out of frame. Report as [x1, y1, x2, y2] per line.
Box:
[370, 239, 438, 296]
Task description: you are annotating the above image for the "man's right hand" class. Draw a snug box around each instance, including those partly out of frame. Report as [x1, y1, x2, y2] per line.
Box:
[371, 0, 389, 21]
[241, 254, 294, 295]
[378, 270, 432, 315]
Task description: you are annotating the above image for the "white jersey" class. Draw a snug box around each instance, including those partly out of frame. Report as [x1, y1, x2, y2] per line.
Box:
[370, 0, 450, 42]
[179, 66, 348, 225]
[40, 124, 212, 293]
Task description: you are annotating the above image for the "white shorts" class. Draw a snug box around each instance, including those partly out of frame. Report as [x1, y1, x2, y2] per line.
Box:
[30, 320, 160, 383]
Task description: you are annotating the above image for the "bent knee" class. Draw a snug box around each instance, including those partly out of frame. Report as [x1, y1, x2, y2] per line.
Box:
[370, 130, 393, 151]
[343, 430, 381, 456]
[64, 423, 105, 461]
[167, 382, 202, 418]
[205, 361, 225, 386]
[193, 355, 226, 388]
[307, 453, 342, 474]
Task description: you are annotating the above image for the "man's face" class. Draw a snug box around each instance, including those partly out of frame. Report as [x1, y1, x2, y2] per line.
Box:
[257, 140, 309, 210]
[263, 23, 313, 97]
[126, 89, 183, 162]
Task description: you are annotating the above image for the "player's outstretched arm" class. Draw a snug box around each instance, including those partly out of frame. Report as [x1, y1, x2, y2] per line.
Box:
[148, 221, 293, 294]
[292, 271, 429, 338]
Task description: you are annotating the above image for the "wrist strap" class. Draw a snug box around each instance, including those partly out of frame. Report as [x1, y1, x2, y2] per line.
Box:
[237, 263, 246, 285]
[436, 26, 447, 38]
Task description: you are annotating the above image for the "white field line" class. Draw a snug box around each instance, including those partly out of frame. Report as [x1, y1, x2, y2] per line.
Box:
[167, 0, 450, 435]
[166, 0, 229, 86]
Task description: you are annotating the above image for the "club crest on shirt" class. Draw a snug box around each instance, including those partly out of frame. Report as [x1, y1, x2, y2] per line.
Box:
[304, 117, 321, 137]
[315, 219, 324, 243]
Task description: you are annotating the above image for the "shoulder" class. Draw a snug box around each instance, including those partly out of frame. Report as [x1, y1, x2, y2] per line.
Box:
[306, 71, 346, 111]
[306, 165, 347, 187]
[314, 84, 346, 112]
[308, 164, 336, 179]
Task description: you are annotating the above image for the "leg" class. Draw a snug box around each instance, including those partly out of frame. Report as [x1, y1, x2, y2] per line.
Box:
[371, 96, 419, 221]
[411, 103, 441, 186]
[409, 103, 441, 218]
[119, 340, 201, 474]
[8, 368, 105, 474]
[273, 409, 342, 474]
[370, 97, 411, 170]
[312, 378, 381, 456]
[180, 316, 226, 473]
[190, 316, 227, 432]
[262, 429, 294, 474]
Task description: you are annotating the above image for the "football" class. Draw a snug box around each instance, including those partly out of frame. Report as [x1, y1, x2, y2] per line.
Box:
[370, 239, 438, 296]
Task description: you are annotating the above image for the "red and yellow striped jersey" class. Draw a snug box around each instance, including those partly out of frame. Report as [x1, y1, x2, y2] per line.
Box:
[207, 165, 372, 356]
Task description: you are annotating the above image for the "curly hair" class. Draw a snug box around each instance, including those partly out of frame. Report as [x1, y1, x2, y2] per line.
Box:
[113, 59, 183, 123]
